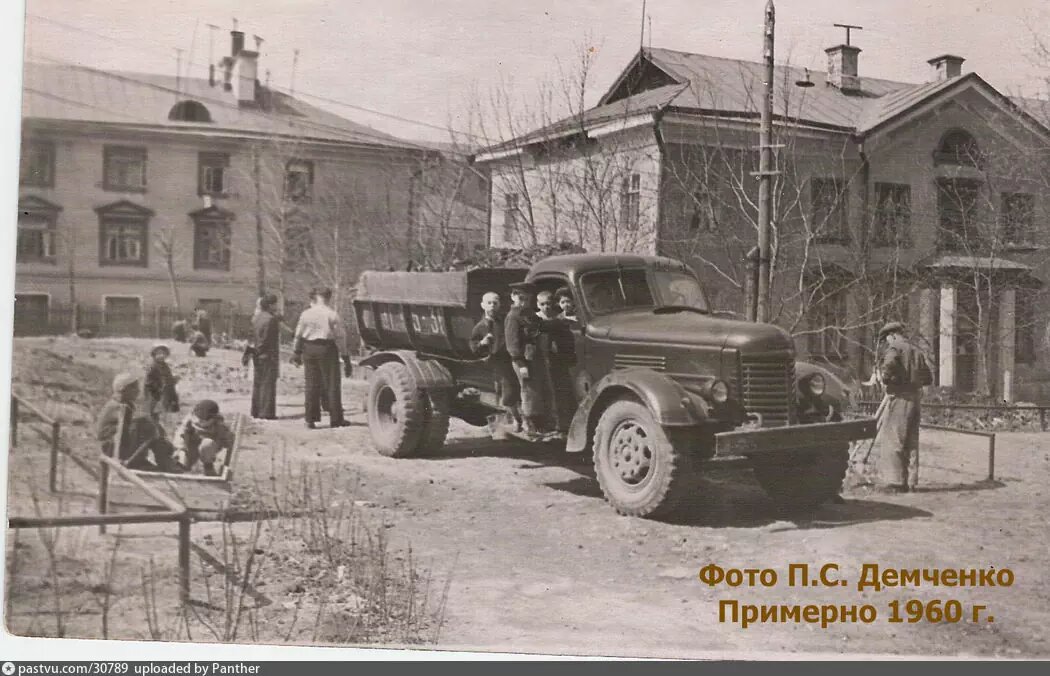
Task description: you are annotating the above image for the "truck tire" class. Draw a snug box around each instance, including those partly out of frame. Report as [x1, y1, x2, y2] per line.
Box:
[418, 390, 451, 455]
[367, 362, 425, 458]
[592, 399, 693, 518]
[751, 443, 849, 512]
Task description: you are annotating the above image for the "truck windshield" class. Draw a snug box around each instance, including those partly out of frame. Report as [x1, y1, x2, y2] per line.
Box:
[580, 268, 710, 315]
[651, 270, 710, 312]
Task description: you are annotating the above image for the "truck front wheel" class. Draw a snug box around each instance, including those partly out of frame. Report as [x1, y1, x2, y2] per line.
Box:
[750, 444, 848, 513]
[592, 399, 693, 518]
[367, 362, 425, 458]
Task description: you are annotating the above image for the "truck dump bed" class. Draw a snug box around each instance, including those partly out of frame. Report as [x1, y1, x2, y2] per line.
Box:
[353, 268, 527, 359]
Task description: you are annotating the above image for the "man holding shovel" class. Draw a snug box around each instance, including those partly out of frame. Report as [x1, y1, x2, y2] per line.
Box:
[871, 321, 933, 493]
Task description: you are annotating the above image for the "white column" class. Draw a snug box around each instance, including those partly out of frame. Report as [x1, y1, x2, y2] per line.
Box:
[939, 286, 956, 388]
[999, 288, 1016, 402]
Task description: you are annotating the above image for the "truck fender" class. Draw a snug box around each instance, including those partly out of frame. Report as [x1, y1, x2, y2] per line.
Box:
[565, 368, 707, 454]
[358, 350, 455, 391]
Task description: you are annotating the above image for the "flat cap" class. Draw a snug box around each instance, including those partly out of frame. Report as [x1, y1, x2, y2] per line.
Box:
[112, 372, 140, 394]
[150, 343, 171, 357]
[878, 321, 906, 341]
[508, 281, 537, 293]
[259, 293, 279, 307]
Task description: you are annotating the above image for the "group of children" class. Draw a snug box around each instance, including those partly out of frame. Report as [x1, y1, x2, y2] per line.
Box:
[95, 342, 235, 476]
[470, 282, 578, 440]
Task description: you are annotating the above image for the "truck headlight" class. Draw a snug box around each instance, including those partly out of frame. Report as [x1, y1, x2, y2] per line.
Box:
[708, 379, 729, 404]
[805, 373, 826, 397]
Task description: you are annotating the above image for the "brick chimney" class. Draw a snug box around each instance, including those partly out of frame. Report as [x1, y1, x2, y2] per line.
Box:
[825, 44, 861, 92]
[928, 54, 965, 81]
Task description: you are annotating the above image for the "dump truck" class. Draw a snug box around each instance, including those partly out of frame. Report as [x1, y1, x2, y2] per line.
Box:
[352, 253, 876, 518]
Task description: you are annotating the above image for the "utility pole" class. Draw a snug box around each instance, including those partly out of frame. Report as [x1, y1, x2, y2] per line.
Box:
[754, 0, 777, 323]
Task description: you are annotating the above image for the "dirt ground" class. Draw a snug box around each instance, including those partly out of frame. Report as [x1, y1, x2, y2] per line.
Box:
[5, 337, 1050, 658]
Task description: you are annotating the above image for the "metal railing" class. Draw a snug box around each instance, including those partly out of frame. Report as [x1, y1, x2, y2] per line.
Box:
[857, 399, 1050, 432]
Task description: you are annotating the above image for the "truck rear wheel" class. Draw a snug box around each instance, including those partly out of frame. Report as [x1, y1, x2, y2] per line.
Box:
[418, 390, 451, 455]
[592, 399, 692, 518]
[751, 444, 848, 513]
[367, 362, 425, 458]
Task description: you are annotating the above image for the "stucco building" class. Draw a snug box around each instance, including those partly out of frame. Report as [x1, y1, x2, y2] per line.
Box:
[17, 30, 487, 337]
[476, 43, 1050, 400]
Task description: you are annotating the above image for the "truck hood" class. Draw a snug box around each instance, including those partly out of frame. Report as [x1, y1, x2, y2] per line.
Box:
[592, 309, 794, 353]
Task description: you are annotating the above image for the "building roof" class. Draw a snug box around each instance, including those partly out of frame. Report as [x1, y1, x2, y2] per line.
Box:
[21, 61, 427, 151]
[478, 46, 1050, 156]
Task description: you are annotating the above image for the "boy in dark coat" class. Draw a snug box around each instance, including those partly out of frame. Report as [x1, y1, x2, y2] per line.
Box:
[505, 281, 544, 436]
[469, 291, 521, 431]
[547, 287, 579, 436]
[174, 399, 235, 477]
[143, 343, 180, 423]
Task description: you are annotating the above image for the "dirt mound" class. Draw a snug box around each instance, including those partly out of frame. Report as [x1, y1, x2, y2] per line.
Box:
[11, 340, 115, 426]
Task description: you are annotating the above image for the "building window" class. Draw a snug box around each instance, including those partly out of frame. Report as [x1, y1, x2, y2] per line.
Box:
[199, 152, 230, 196]
[807, 287, 849, 361]
[168, 100, 212, 123]
[17, 213, 57, 263]
[620, 173, 641, 228]
[193, 221, 231, 270]
[284, 160, 314, 203]
[873, 183, 911, 247]
[934, 129, 982, 168]
[503, 193, 521, 243]
[937, 178, 981, 252]
[1016, 288, 1036, 364]
[103, 296, 142, 331]
[1001, 192, 1034, 245]
[811, 178, 849, 243]
[20, 140, 55, 187]
[103, 146, 148, 192]
[689, 188, 718, 232]
[100, 221, 147, 266]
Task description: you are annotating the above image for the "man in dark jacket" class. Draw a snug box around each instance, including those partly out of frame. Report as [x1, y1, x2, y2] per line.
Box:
[875, 321, 933, 492]
[470, 291, 521, 431]
[505, 281, 543, 436]
[249, 293, 281, 420]
[143, 343, 179, 423]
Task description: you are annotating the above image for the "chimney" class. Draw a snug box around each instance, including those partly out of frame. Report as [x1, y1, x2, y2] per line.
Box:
[230, 30, 245, 57]
[825, 44, 862, 92]
[208, 63, 215, 87]
[233, 49, 260, 105]
[928, 54, 965, 81]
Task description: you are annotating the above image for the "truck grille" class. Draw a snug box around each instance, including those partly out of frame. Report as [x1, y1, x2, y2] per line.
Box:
[737, 355, 795, 427]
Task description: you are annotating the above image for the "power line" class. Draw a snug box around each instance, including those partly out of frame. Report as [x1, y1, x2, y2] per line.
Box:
[25, 12, 490, 143]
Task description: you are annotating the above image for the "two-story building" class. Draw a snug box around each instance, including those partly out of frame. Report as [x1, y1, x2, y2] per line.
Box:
[17, 29, 488, 337]
[475, 43, 1050, 399]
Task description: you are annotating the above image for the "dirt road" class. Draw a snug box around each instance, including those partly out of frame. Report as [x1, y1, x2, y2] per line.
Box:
[7, 338, 1049, 657]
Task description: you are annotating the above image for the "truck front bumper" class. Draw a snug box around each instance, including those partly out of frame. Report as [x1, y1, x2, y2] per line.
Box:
[714, 418, 876, 457]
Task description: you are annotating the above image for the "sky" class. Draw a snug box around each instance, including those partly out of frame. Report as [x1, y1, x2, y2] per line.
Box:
[19, 0, 1050, 144]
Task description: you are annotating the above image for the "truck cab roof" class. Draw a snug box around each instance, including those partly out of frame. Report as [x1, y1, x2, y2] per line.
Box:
[526, 253, 690, 280]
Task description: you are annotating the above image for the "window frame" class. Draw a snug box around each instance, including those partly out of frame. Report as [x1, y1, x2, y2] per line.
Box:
[192, 220, 232, 271]
[103, 145, 148, 193]
[1001, 192, 1035, 246]
[807, 287, 849, 362]
[810, 177, 850, 244]
[620, 173, 641, 228]
[502, 193, 521, 243]
[284, 159, 315, 203]
[16, 212, 58, 264]
[20, 139, 55, 188]
[99, 216, 149, 267]
[198, 152, 231, 197]
[579, 267, 655, 317]
[872, 182, 912, 248]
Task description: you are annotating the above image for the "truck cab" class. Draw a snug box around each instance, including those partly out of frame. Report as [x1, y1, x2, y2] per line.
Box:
[354, 253, 876, 519]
